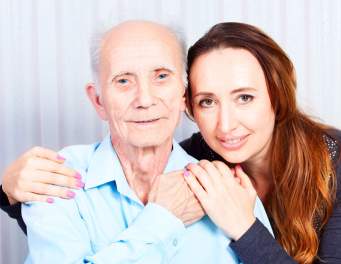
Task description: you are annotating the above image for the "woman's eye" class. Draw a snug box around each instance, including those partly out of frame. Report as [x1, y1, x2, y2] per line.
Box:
[238, 94, 254, 104]
[199, 98, 215, 107]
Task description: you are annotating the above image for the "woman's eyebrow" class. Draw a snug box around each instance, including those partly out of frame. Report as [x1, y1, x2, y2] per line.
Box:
[192, 92, 215, 99]
[230, 87, 257, 94]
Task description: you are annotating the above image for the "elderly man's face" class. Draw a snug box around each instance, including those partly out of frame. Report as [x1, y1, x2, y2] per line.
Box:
[92, 24, 185, 148]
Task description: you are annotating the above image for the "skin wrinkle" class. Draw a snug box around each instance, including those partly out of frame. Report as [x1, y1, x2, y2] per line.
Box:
[86, 21, 186, 204]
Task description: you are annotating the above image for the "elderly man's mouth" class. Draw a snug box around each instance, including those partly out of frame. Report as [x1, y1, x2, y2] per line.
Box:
[128, 118, 163, 126]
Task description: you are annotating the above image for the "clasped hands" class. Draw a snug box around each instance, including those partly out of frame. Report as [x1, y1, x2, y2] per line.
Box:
[2, 147, 256, 240]
[149, 160, 257, 240]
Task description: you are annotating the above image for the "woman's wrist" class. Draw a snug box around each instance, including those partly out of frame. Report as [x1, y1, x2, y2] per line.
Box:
[7, 195, 18, 205]
[2, 187, 18, 205]
[229, 216, 256, 241]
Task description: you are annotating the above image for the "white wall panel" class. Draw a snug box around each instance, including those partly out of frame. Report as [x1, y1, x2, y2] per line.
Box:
[1, 0, 340, 262]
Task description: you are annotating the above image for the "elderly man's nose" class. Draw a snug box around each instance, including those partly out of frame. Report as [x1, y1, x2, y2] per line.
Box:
[134, 82, 155, 108]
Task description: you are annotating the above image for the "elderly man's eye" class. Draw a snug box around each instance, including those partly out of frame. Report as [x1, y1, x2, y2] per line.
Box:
[117, 78, 129, 85]
[157, 73, 168, 80]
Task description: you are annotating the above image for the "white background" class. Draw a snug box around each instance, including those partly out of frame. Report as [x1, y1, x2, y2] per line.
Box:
[0, 0, 340, 263]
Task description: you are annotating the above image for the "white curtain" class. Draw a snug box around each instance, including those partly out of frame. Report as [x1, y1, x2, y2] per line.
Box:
[1, 0, 340, 262]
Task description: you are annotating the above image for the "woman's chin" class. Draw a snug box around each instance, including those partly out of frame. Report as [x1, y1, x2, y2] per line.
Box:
[218, 151, 248, 164]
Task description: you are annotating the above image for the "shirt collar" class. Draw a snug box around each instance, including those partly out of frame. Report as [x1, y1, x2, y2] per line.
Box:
[164, 140, 197, 173]
[84, 134, 122, 190]
[84, 134, 197, 193]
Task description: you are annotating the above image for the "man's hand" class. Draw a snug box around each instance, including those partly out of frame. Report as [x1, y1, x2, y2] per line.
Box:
[2, 147, 84, 205]
[148, 170, 205, 226]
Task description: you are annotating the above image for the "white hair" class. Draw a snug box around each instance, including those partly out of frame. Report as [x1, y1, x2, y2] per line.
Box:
[89, 20, 188, 93]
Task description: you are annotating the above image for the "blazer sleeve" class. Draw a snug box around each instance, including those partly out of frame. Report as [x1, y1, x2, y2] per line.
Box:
[0, 185, 26, 234]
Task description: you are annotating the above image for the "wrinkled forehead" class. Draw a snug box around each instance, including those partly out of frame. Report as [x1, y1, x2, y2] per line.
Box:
[100, 31, 183, 75]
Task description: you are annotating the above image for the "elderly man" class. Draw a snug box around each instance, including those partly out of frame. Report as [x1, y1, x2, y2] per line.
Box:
[1, 21, 272, 263]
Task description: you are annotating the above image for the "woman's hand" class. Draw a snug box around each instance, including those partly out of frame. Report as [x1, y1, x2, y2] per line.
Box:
[2, 147, 84, 204]
[184, 160, 257, 240]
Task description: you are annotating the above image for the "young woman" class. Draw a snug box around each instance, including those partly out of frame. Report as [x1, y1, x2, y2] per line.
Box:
[181, 22, 341, 263]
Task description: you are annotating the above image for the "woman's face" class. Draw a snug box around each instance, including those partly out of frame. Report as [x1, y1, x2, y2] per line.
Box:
[189, 48, 275, 165]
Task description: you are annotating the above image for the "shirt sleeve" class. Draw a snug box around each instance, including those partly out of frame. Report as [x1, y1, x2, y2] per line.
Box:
[0, 185, 26, 234]
[253, 197, 274, 237]
[22, 199, 186, 264]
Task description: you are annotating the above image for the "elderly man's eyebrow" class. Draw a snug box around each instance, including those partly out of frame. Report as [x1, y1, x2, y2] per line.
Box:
[153, 66, 175, 73]
[111, 72, 135, 80]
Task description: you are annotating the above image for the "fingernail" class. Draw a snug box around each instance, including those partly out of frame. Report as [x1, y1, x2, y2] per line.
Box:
[66, 190, 76, 198]
[57, 155, 65, 161]
[46, 197, 54, 204]
[183, 170, 190, 177]
[74, 172, 82, 179]
[76, 180, 85, 188]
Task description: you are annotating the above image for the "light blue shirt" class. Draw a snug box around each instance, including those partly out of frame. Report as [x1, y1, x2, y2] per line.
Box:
[23, 135, 273, 264]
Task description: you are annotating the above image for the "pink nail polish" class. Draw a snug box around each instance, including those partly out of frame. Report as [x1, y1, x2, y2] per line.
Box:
[57, 155, 65, 161]
[74, 172, 82, 179]
[47, 198, 54, 204]
[183, 170, 190, 177]
[76, 181, 85, 188]
[66, 190, 76, 198]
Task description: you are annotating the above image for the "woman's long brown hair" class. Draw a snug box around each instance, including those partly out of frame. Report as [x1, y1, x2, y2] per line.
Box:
[186, 22, 337, 264]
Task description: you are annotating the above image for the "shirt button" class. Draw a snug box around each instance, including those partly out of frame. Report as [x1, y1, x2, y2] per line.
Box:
[172, 238, 178, 247]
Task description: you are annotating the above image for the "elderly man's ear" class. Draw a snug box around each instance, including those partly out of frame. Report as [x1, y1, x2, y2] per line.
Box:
[86, 83, 108, 121]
